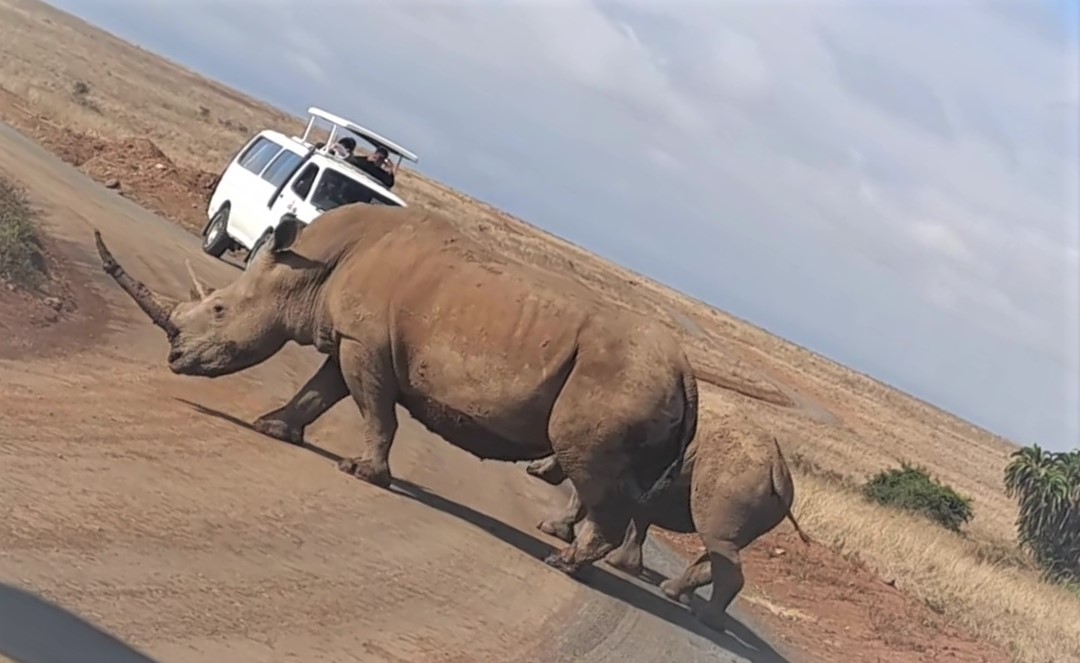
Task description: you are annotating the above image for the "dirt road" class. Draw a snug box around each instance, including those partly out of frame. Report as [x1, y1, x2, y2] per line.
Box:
[0, 121, 797, 663]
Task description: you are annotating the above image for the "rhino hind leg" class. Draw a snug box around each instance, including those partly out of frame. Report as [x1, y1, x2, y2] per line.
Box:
[686, 541, 744, 633]
[334, 339, 399, 489]
[659, 550, 709, 605]
[253, 355, 350, 445]
[538, 485, 584, 543]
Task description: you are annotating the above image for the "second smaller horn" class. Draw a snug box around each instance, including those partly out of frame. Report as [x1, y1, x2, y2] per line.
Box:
[184, 258, 210, 300]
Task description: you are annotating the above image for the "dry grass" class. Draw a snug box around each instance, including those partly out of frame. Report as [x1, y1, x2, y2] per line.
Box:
[793, 469, 1080, 663]
[0, 0, 1074, 660]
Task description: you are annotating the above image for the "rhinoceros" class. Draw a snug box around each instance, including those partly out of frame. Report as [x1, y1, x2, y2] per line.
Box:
[92, 204, 698, 575]
[524, 407, 809, 629]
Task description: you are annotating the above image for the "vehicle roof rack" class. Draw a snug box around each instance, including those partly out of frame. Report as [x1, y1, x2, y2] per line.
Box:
[301, 106, 419, 164]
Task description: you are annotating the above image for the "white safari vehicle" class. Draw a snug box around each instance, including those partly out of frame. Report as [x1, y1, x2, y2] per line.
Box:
[200, 106, 420, 266]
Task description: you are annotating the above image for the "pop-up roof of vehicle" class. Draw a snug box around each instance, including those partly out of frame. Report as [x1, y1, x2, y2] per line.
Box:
[299, 106, 419, 169]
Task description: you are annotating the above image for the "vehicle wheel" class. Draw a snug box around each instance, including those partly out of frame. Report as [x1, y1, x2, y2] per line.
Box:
[202, 207, 232, 258]
[245, 230, 272, 270]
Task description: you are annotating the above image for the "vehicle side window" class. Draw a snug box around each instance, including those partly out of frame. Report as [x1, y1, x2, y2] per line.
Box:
[310, 169, 376, 212]
[237, 136, 282, 175]
[291, 163, 319, 200]
[261, 150, 304, 188]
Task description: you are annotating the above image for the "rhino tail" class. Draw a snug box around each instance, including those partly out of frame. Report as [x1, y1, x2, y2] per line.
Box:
[639, 370, 699, 505]
[770, 436, 811, 546]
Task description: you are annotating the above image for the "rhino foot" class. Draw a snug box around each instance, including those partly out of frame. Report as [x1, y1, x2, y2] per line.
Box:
[542, 550, 584, 577]
[525, 457, 566, 485]
[538, 519, 576, 543]
[252, 415, 305, 446]
[603, 548, 644, 577]
[660, 578, 692, 605]
[337, 457, 392, 489]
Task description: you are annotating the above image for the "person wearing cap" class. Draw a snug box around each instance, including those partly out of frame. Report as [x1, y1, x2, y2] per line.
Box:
[354, 146, 396, 189]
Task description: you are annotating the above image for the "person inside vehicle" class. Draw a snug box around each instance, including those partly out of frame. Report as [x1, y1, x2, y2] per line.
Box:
[351, 146, 395, 189]
[328, 136, 356, 159]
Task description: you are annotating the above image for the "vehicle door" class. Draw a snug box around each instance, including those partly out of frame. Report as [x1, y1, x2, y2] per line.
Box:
[253, 147, 308, 235]
[269, 161, 322, 226]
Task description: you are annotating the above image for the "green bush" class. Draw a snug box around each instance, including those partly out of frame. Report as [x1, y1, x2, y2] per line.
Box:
[863, 463, 974, 531]
[0, 174, 44, 288]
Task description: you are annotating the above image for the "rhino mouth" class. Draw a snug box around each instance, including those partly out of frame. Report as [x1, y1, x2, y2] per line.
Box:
[166, 341, 260, 379]
[167, 354, 234, 378]
[93, 230, 180, 338]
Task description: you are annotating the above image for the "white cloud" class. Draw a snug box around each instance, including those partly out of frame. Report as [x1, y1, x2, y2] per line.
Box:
[709, 26, 772, 101]
[49, 0, 1080, 449]
[908, 221, 973, 263]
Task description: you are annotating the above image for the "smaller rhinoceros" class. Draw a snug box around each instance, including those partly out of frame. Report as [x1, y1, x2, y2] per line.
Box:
[525, 407, 810, 632]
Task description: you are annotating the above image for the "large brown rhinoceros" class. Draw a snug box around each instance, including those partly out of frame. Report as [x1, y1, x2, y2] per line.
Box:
[92, 203, 698, 576]
[524, 407, 809, 629]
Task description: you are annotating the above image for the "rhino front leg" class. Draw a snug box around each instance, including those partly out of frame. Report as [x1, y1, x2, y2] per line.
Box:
[253, 355, 350, 445]
[537, 485, 585, 543]
[540, 392, 643, 576]
[335, 339, 399, 489]
[603, 513, 651, 577]
[544, 500, 633, 576]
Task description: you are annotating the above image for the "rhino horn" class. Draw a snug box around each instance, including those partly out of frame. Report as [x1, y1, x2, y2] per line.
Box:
[93, 230, 179, 337]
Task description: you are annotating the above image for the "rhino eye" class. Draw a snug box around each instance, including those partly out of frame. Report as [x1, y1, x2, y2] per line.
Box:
[212, 303, 225, 317]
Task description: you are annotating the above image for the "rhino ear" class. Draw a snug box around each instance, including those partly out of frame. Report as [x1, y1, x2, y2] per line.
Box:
[271, 215, 304, 254]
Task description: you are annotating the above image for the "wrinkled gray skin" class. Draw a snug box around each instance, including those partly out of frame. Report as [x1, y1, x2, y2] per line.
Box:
[93, 203, 699, 576]
[525, 409, 810, 631]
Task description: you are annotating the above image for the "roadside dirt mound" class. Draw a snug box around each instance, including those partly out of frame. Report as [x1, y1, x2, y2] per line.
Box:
[80, 135, 171, 170]
[0, 92, 218, 235]
[78, 136, 218, 233]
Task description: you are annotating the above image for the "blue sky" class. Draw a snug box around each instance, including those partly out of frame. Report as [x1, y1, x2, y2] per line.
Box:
[50, 0, 1079, 451]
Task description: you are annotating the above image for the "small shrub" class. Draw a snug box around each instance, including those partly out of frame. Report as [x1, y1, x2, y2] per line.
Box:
[0, 175, 45, 288]
[863, 463, 974, 531]
[71, 80, 100, 113]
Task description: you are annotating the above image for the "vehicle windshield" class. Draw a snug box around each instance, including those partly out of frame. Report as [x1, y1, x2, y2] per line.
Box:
[309, 169, 397, 211]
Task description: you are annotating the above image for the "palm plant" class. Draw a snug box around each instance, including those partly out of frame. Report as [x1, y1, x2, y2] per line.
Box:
[1003, 444, 1080, 583]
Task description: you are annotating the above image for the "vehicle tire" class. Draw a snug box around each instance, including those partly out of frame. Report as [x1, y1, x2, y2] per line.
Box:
[245, 229, 273, 271]
[202, 206, 232, 258]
